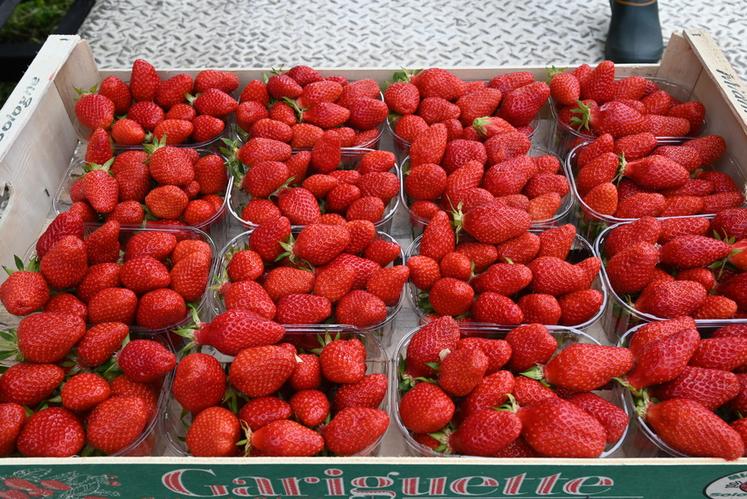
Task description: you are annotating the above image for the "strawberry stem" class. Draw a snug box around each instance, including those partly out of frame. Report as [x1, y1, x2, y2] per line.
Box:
[569, 100, 591, 131]
[519, 364, 546, 383]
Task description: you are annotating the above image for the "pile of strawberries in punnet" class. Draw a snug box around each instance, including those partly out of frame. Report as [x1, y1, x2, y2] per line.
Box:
[0, 214, 213, 330]
[75, 59, 237, 146]
[574, 132, 743, 219]
[230, 139, 399, 227]
[601, 209, 747, 319]
[403, 132, 569, 223]
[386, 68, 549, 145]
[397, 317, 632, 457]
[215, 219, 406, 329]
[172, 330, 388, 457]
[0, 316, 175, 457]
[236, 66, 387, 149]
[620, 317, 747, 460]
[550, 60, 704, 138]
[408, 211, 604, 327]
[74, 143, 228, 227]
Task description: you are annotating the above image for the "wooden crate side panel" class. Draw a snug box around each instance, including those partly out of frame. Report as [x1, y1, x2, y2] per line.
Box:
[656, 31, 704, 91]
[51, 38, 100, 140]
[0, 87, 79, 267]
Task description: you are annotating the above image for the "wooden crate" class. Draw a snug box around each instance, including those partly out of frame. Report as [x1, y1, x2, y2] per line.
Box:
[0, 30, 746, 498]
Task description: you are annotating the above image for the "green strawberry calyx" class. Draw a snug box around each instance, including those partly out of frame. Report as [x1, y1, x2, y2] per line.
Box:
[2, 255, 38, 275]
[569, 100, 592, 131]
[519, 365, 550, 387]
[172, 305, 204, 355]
[472, 116, 492, 137]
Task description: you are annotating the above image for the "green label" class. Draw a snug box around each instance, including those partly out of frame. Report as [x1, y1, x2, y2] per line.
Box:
[0, 461, 746, 498]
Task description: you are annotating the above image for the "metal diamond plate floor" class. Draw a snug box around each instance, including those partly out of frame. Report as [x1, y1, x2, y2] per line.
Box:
[80, 0, 747, 78]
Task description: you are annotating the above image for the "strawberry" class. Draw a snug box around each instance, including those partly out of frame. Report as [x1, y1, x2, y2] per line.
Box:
[237, 100, 270, 131]
[405, 316, 460, 376]
[399, 382, 455, 433]
[484, 131, 531, 164]
[513, 375, 557, 406]
[166, 102, 197, 121]
[14, 312, 85, 363]
[191, 88, 237, 117]
[701, 191, 744, 213]
[98, 75, 131, 113]
[39, 235, 87, 289]
[155, 74, 192, 108]
[333, 373, 387, 410]
[539, 343, 633, 392]
[35, 211, 84, 258]
[87, 287, 137, 324]
[558, 289, 603, 325]
[473, 262, 531, 295]
[61, 373, 111, 412]
[366, 265, 409, 306]
[129, 59, 159, 101]
[148, 144, 194, 186]
[109, 376, 158, 420]
[124, 231, 177, 261]
[170, 250, 211, 302]
[419, 210, 454, 261]
[627, 328, 700, 389]
[438, 346, 488, 396]
[81, 168, 118, 214]
[645, 398, 744, 459]
[77, 322, 129, 367]
[194, 70, 238, 93]
[135, 288, 187, 329]
[311, 263, 355, 303]
[0, 265, 49, 316]
[263, 266, 314, 301]
[145, 185, 188, 219]
[495, 232, 540, 264]
[16, 407, 84, 457]
[44, 292, 87, 319]
[472, 292, 523, 323]
[690, 337, 747, 371]
[239, 396, 291, 431]
[498, 81, 550, 126]
[317, 337, 365, 384]
[0, 403, 25, 456]
[384, 82, 420, 115]
[582, 182, 618, 216]
[462, 370, 515, 415]
[347, 97, 388, 130]
[438, 252, 471, 281]
[576, 133, 614, 167]
[549, 71, 580, 106]
[111, 118, 145, 145]
[668, 101, 705, 132]
[627, 155, 689, 190]
[605, 242, 660, 294]
[276, 294, 332, 324]
[566, 392, 628, 444]
[527, 257, 586, 296]
[85, 127, 113, 164]
[249, 216, 292, 262]
[128, 100, 165, 131]
[517, 294, 561, 324]
[292, 223, 350, 266]
[85, 395, 149, 455]
[393, 114, 428, 143]
[639, 280, 707, 318]
[460, 205, 530, 244]
[0, 362, 64, 406]
[229, 344, 295, 397]
[661, 235, 730, 269]
[614, 132, 657, 160]
[455, 88, 503, 125]
[183, 198, 218, 225]
[289, 389, 329, 427]
[335, 289, 387, 327]
[604, 217, 661, 257]
[655, 366, 739, 410]
[118, 339, 175, 383]
[251, 118, 293, 142]
[429, 277, 474, 316]
[413, 68, 464, 100]
[409, 123, 448, 167]
[712, 208, 747, 239]
[407, 255, 441, 291]
[611, 75, 649, 100]
[596, 101, 647, 138]
[194, 308, 281, 354]
[580, 60, 615, 102]
[184, 406, 240, 457]
[641, 89, 673, 114]
[153, 119, 193, 144]
[119, 256, 170, 294]
[225, 250, 263, 282]
[537, 224, 576, 259]
[489, 71, 534, 93]
[506, 323, 556, 371]
[519, 397, 607, 457]
[278, 188, 321, 225]
[363, 240, 400, 268]
[685, 135, 726, 165]
[238, 137, 292, 167]
[644, 114, 690, 136]
[220, 281, 275, 319]
[75, 91, 114, 130]
[251, 419, 323, 456]
[358, 171, 399, 202]
[452, 409, 522, 457]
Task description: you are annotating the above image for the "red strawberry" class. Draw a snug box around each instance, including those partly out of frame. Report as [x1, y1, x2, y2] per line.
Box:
[39, 235, 88, 289]
[451, 409, 522, 457]
[347, 97, 387, 130]
[251, 419, 323, 456]
[558, 289, 603, 326]
[462, 370, 515, 416]
[409, 123, 448, 167]
[419, 210, 455, 261]
[44, 292, 87, 319]
[566, 392, 628, 444]
[0, 267, 49, 316]
[605, 242, 660, 294]
[690, 337, 747, 371]
[186, 406, 240, 457]
[517, 294, 562, 324]
[290, 389, 329, 427]
[399, 382, 455, 433]
[249, 216, 292, 262]
[626, 328, 700, 389]
[0, 403, 25, 456]
[278, 188, 321, 225]
[693, 295, 738, 319]
[229, 344, 295, 397]
[195, 309, 284, 356]
[655, 366, 739, 410]
[639, 280, 707, 318]
[519, 397, 607, 457]
[413, 68, 464, 100]
[85, 127, 113, 164]
[506, 323, 557, 371]
[239, 396, 291, 431]
[473, 262, 531, 295]
[61, 372, 110, 412]
[333, 373, 387, 410]
[489, 71, 534, 93]
[582, 182, 618, 216]
[77, 322, 129, 367]
[99, 75, 131, 113]
[366, 265, 409, 306]
[118, 339, 175, 383]
[276, 294, 332, 324]
[540, 343, 633, 392]
[456, 88, 503, 125]
[538, 224, 576, 259]
[577, 133, 614, 167]
[437, 346, 488, 396]
[75, 92, 114, 130]
[484, 131, 531, 164]
[16, 407, 84, 457]
[495, 232, 540, 264]
[384, 81, 420, 114]
[405, 316, 460, 376]
[604, 216, 661, 257]
[128, 100, 164, 131]
[221, 281, 276, 319]
[685, 135, 726, 165]
[191, 88, 237, 117]
[614, 132, 657, 160]
[428, 277, 474, 316]
[460, 205, 530, 244]
[15, 312, 85, 363]
[499, 81, 550, 126]
[318, 337, 366, 384]
[119, 256, 170, 294]
[292, 223, 350, 266]
[335, 289, 387, 327]
[645, 398, 743, 459]
[550, 71, 580, 106]
[87, 287, 137, 324]
[528, 257, 586, 296]
[471, 292, 523, 324]
[581, 60, 615, 102]
[153, 119, 193, 144]
[81, 168, 118, 214]
[627, 155, 689, 190]
[111, 118, 145, 145]
[596, 101, 647, 138]
[0, 362, 64, 406]
[135, 288, 187, 329]
[661, 235, 730, 269]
